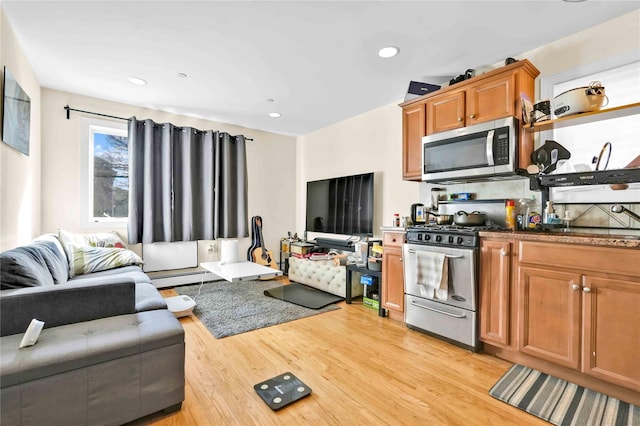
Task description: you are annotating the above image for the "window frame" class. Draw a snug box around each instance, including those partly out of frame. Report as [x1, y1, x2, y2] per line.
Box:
[80, 117, 129, 227]
[538, 50, 640, 204]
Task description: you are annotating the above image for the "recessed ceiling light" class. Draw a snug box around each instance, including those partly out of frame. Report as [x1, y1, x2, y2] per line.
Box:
[128, 76, 147, 86]
[269, 112, 281, 118]
[377, 46, 399, 58]
[177, 72, 187, 78]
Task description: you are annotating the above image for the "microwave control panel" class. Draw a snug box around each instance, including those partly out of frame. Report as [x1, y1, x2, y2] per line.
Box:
[493, 126, 510, 165]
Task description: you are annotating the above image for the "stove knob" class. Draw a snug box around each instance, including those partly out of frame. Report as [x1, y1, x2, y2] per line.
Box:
[457, 236, 464, 245]
[448, 236, 454, 244]
[417, 234, 423, 240]
[435, 235, 442, 242]
[424, 234, 431, 241]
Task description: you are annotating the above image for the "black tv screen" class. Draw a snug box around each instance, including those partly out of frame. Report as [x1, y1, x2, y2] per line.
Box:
[305, 172, 374, 237]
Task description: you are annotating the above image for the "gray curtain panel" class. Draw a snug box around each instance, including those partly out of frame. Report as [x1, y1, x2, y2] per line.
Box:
[127, 118, 248, 244]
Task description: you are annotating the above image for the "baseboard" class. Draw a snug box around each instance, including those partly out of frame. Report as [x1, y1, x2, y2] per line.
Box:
[147, 267, 221, 288]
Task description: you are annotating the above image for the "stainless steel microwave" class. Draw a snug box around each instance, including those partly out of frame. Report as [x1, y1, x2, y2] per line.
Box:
[422, 116, 519, 183]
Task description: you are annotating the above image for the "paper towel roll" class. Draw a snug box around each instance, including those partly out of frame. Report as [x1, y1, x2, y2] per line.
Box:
[220, 239, 240, 264]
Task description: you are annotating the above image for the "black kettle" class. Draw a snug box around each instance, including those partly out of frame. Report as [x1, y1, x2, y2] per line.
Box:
[411, 203, 425, 224]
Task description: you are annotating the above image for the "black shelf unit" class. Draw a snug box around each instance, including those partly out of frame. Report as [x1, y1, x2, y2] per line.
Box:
[530, 168, 640, 208]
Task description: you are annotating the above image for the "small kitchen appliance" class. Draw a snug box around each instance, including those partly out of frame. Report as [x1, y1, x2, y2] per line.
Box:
[411, 203, 426, 224]
[422, 116, 519, 183]
[553, 81, 607, 118]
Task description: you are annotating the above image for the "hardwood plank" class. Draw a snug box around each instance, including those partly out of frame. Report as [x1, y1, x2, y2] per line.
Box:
[131, 283, 547, 425]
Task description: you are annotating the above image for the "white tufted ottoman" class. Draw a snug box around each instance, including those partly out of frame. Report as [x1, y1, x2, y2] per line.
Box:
[288, 257, 363, 298]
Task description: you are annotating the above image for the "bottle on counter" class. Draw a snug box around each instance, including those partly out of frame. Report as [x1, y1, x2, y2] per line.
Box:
[393, 213, 400, 227]
[505, 200, 516, 230]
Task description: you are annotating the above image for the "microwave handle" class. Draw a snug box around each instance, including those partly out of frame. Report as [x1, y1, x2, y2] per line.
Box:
[485, 130, 495, 166]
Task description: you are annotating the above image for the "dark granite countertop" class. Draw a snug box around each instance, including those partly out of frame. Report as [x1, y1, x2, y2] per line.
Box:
[479, 229, 640, 249]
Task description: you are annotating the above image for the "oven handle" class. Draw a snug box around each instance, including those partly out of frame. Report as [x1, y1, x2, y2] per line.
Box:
[409, 300, 467, 318]
[407, 249, 463, 259]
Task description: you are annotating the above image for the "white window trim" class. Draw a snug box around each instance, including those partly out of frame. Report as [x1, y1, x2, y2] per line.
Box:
[538, 50, 640, 204]
[80, 117, 128, 228]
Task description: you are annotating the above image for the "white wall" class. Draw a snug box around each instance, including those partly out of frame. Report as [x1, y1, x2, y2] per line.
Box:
[40, 89, 296, 262]
[0, 10, 42, 251]
[296, 102, 417, 237]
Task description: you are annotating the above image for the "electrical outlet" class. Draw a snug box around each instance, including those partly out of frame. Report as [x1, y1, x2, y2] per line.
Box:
[207, 243, 216, 254]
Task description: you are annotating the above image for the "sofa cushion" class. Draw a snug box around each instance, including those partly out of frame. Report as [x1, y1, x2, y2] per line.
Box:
[134, 282, 168, 312]
[0, 243, 57, 289]
[67, 244, 143, 278]
[0, 309, 184, 387]
[68, 265, 149, 284]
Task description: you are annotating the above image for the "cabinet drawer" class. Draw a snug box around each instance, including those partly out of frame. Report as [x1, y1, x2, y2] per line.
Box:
[519, 241, 640, 277]
[383, 232, 404, 247]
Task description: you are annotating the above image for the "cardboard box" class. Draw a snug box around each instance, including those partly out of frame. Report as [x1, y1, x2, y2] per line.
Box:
[363, 297, 379, 310]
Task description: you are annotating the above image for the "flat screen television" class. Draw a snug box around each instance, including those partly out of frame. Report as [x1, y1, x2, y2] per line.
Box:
[305, 172, 374, 237]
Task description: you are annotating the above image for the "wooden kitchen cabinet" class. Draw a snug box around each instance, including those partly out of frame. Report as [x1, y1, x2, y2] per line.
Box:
[582, 275, 640, 391]
[426, 72, 515, 134]
[401, 102, 426, 181]
[399, 59, 539, 181]
[517, 266, 582, 369]
[479, 235, 640, 403]
[381, 231, 405, 320]
[479, 238, 513, 348]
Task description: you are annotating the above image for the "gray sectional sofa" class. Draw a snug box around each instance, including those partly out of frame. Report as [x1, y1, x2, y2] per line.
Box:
[0, 234, 185, 426]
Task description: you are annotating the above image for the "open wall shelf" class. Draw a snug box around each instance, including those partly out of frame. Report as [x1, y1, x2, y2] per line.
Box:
[527, 102, 640, 132]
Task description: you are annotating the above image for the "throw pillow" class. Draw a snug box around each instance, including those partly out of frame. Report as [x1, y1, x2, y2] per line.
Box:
[0, 245, 56, 289]
[58, 229, 128, 261]
[67, 244, 143, 278]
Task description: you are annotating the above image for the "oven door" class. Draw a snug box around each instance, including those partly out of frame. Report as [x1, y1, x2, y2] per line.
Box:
[402, 243, 477, 311]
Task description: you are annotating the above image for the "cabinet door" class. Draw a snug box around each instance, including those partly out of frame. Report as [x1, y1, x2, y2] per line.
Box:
[517, 266, 582, 369]
[479, 239, 512, 347]
[382, 233, 404, 313]
[402, 102, 426, 181]
[426, 91, 465, 134]
[582, 275, 640, 390]
[466, 73, 515, 125]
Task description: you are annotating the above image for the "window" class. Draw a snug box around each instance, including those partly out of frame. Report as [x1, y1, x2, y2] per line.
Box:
[539, 51, 640, 203]
[81, 118, 128, 225]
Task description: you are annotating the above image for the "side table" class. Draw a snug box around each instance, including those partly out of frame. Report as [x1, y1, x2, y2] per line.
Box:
[345, 264, 385, 317]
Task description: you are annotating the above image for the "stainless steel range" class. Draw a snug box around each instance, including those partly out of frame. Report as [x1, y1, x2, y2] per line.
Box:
[403, 224, 492, 352]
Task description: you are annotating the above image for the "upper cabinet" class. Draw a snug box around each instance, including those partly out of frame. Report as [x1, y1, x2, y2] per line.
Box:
[401, 103, 426, 180]
[400, 59, 540, 181]
[427, 72, 515, 134]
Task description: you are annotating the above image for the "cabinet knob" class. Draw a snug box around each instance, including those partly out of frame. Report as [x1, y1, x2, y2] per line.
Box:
[469, 114, 476, 119]
[457, 117, 463, 122]
[583, 287, 592, 293]
[500, 248, 508, 256]
[572, 283, 581, 291]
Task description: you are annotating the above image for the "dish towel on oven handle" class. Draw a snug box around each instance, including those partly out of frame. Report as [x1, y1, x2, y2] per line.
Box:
[415, 251, 449, 301]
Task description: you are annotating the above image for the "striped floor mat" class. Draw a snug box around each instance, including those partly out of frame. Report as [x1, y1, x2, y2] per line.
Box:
[489, 364, 639, 426]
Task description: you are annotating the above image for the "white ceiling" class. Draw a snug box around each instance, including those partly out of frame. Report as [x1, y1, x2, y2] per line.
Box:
[3, 1, 639, 136]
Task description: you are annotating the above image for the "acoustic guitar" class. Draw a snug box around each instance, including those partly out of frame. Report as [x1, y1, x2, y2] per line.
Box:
[250, 216, 278, 270]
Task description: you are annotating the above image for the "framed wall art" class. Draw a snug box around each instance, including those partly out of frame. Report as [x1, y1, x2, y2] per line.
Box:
[2, 66, 31, 156]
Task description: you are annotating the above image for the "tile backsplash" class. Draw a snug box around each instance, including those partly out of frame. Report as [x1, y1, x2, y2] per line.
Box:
[419, 179, 640, 232]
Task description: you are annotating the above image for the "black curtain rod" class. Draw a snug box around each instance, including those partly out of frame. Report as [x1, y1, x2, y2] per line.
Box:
[63, 105, 253, 141]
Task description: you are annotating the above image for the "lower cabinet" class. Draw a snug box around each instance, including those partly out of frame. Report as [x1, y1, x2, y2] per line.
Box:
[479, 236, 640, 401]
[582, 275, 640, 390]
[517, 266, 582, 369]
[381, 231, 405, 318]
[479, 238, 513, 348]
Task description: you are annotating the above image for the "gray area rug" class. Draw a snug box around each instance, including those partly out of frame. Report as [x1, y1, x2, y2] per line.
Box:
[176, 280, 340, 339]
[490, 364, 639, 425]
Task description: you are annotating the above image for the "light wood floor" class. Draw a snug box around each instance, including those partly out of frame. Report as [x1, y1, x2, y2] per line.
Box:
[133, 283, 547, 426]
